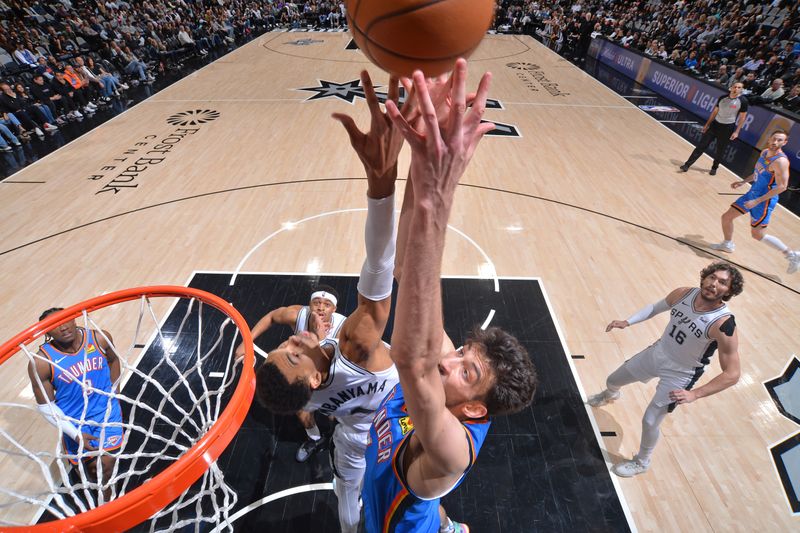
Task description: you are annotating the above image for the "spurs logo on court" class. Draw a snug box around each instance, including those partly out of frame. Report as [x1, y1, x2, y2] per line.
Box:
[167, 109, 221, 127]
[296, 80, 520, 137]
[506, 62, 570, 97]
[765, 357, 800, 513]
[286, 38, 323, 46]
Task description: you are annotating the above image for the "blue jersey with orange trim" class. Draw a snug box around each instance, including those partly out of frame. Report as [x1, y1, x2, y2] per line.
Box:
[362, 384, 491, 533]
[40, 328, 121, 424]
[751, 149, 787, 194]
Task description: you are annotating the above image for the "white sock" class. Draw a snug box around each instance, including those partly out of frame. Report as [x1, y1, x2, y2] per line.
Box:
[722, 239, 733, 245]
[305, 424, 321, 441]
[761, 234, 789, 253]
[439, 518, 454, 533]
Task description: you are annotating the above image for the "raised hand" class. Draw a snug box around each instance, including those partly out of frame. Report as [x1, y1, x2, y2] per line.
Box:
[333, 71, 415, 198]
[308, 312, 330, 340]
[385, 59, 494, 211]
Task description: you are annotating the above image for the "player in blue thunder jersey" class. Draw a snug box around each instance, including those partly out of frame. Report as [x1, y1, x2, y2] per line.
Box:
[363, 383, 491, 533]
[361, 60, 537, 533]
[711, 129, 800, 273]
[28, 308, 123, 486]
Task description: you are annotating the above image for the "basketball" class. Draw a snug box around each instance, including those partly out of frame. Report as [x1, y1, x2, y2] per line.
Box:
[346, 0, 495, 77]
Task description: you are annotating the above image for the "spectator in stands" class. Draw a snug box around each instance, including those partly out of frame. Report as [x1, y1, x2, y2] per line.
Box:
[51, 72, 86, 119]
[741, 71, 758, 94]
[177, 25, 209, 57]
[728, 67, 747, 88]
[715, 64, 730, 86]
[0, 83, 44, 137]
[34, 56, 55, 80]
[113, 42, 152, 83]
[743, 51, 765, 72]
[777, 19, 795, 43]
[77, 56, 126, 100]
[13, 82, 58, 131]
[12, 41, 38, 68]
[63, 64, 98, 114]
[29, 73, 73, 122]
[685, 50, 699, 71]
[782, 68, 800, 88]
[776, 84, 800, 114]
[752, 78, 785, 105]
[0, 121, 21, 152]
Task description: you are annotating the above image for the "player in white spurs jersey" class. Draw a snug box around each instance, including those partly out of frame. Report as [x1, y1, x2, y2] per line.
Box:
[587, 262, 744, 477]
[235, 286, 346, 462]
[254, 72, 410, 532]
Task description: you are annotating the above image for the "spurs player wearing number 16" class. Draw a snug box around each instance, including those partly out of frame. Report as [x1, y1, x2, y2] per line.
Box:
[587, 262, 744, 477]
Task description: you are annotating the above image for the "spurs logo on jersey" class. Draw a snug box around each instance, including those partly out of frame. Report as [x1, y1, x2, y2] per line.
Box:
[294, 306, 346, 340]
[304, 338, 399, 433]
[658, 288, 732, 368]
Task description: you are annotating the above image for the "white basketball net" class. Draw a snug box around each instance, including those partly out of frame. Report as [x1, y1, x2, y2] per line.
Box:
[0, 295, 244, 531]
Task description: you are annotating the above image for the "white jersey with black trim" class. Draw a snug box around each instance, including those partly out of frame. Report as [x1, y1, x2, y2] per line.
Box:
[294, 306, 346, 340]
[656, 288, 732, 369]
[305, 338, 399, 434]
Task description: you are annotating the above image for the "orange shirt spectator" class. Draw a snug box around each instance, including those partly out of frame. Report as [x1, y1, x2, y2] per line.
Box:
[62, 67, 83, 89]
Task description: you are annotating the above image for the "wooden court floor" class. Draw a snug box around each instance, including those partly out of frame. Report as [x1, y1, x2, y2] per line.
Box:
[0, 32, 798, 531]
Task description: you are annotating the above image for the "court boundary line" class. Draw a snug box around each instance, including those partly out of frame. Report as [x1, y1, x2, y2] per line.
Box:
[537, 280, 638, 532]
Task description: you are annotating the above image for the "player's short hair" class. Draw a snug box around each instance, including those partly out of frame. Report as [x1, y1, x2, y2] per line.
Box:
[700, 262, 744, 301]
[770, 128, 788, 138]
[466, 327, 537, 416]
[310, 284, 339, 304]
[255, 360, 312, 415]
[39, 307, 64, 321]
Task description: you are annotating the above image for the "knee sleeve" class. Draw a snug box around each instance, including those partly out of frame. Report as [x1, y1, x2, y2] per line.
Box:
[638, 400, 668, 461]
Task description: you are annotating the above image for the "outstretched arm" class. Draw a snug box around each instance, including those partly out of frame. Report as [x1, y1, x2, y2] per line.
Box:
[606, 287, 690, 331]
[333, 72, 411, 362]
[387, 60, 494, 487]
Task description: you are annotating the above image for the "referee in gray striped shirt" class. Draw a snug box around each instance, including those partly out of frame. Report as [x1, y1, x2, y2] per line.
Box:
[680, 82, 748, 175]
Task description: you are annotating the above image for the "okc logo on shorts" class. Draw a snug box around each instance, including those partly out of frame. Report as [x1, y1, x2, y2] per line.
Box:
[106, 435, 121, 447]
[399, 416, 414, 435]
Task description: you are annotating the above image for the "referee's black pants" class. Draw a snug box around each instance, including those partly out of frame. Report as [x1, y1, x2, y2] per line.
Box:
[685, 121, 736, 170]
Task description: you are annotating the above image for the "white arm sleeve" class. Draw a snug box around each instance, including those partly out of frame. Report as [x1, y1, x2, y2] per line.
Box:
[357, 193, 396, 301]
[625, 299, 670, 326]
[37, 402, 80, 440]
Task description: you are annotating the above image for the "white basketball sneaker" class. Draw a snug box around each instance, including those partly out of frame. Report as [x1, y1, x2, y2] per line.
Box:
[710, 241, 735, 253]
[586, 389, 621, 407]
[787, 251, 800, 274]
[612, 457, 650, 477]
